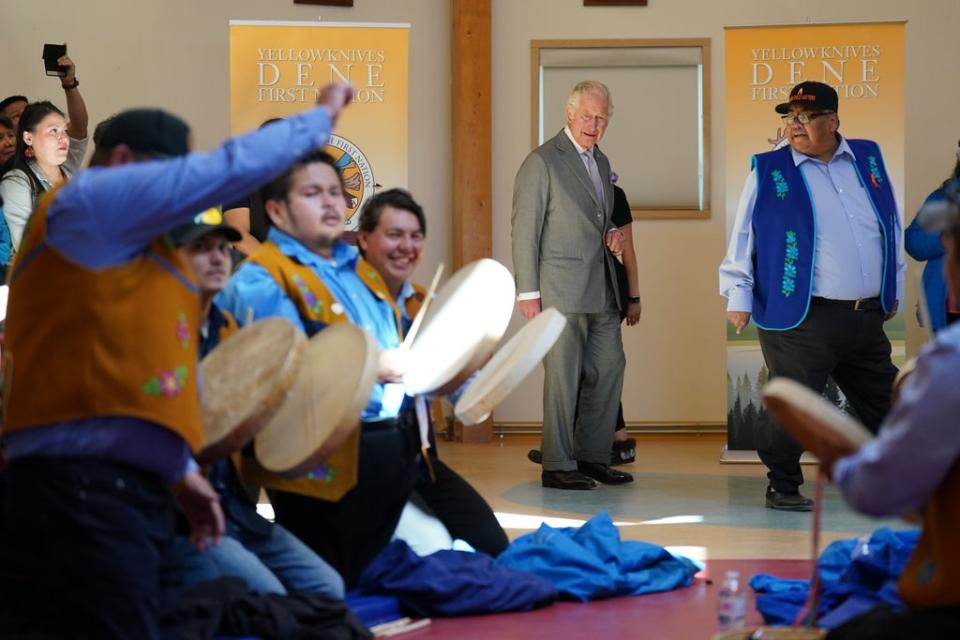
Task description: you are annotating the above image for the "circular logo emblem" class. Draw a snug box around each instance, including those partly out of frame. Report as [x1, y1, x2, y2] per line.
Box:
[324, 135, 376, 230]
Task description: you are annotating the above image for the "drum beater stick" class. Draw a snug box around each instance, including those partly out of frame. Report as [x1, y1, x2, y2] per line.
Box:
[400, 263, 444, 349]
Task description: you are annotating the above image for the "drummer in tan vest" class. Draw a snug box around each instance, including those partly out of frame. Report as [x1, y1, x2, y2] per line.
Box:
[355, 187, 509, 558]
[811, 187, 960, 637]
[218, 151, 423, 587]
[0, 84, 352, 638]
[168, 210, 345, 599]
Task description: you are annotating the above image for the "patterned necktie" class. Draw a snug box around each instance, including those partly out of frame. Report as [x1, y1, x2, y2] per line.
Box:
[582, 150, 605, 208]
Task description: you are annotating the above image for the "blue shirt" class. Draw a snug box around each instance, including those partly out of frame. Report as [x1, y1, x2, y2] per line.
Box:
[905, 189, 949, 331]
[720, 137, 905, 313]
[218, 228, 405, 421]
[3, 107, 335, 482]
[396, 280, 417, 333]
[833, 322, 960, 517]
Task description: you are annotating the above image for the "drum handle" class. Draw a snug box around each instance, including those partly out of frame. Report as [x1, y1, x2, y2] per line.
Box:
[793, 469, 826, 628]
[414, 395, 437, 482]
[401, 263, 444, 348]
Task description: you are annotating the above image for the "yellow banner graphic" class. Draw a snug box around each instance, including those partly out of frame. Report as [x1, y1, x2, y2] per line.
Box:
[229, 21, 409, 230]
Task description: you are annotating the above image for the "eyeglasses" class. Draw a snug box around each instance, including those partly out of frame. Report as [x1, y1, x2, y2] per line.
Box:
[578, 113, 608, 126]
[781, 111, 835, 126]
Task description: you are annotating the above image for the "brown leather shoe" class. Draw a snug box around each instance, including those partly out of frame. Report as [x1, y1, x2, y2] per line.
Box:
[577, 461, 633, 485]
[541, 469, 597, 490]
[765, 486, 814, 511]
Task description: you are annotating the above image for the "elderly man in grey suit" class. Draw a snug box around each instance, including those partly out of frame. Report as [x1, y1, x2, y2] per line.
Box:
[511, 80, 632, 490]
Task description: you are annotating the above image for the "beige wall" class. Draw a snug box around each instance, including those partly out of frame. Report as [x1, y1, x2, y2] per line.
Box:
[3, 0, 451, 282]
[7, 1, 957, 427]
[491, 0, 960, 426]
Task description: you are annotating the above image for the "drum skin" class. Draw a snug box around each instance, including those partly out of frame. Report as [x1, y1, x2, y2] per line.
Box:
[761, 378, 873, 461]
[198, 318, 306, 464]
[254, 322, 380, 475]
[713, 628, 825, 639]
[403, 258, 516, 396]
[455, 307, 566, 425]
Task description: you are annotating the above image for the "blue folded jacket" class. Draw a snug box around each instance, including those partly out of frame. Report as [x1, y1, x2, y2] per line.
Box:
[751, 527, 920, 628]
[357, 540, 556, 617]
[495, 512, 701, 602]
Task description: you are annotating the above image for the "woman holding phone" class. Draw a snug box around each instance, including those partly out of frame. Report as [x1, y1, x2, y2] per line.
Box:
[0, 55, 88, 260]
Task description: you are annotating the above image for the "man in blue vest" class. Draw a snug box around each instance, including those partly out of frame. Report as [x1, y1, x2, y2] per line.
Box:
[719, 81, 903, 511]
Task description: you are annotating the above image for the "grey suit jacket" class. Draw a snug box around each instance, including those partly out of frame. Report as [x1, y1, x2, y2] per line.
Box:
[511, 130, 620, 314]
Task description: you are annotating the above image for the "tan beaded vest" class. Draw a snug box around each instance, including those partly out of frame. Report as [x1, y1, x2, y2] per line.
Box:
[233, 240, 400, 502]
[3, 187, 203, 451]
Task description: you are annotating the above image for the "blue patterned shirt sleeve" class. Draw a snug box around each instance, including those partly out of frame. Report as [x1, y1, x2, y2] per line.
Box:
[44, 107, 334, 269]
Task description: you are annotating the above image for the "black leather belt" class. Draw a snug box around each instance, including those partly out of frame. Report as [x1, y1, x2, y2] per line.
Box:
[361, 409, 418, 432]
[810, 296, 883, 312]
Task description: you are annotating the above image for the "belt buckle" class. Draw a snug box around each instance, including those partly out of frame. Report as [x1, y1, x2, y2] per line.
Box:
[853, 298, 865, 311]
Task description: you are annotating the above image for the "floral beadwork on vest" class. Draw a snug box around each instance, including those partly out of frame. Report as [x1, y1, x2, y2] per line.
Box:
[782, 231, 799, 297]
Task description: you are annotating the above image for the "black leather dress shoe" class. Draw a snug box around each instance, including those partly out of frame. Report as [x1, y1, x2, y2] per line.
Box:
[577, 461, 633, 485]
[765, 487, 814, 511]
[531, 447, 637, 467]
[610, 438, 636, 466]
[542, 469, 597, 490]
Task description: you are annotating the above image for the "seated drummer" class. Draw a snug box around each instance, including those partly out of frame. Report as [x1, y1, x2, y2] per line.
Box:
[168, 211, 345, 600]
[0, 85, 351, 639]
[217, 151, 422, 587]
[355, 188, 508, 557]
[818, 187, 960, 638]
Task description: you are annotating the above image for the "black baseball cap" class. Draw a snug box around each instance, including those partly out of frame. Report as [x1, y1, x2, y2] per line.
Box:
[775, 81, 839, 114]
[97, 108, 190, 157]
[169, 208, 242, 247]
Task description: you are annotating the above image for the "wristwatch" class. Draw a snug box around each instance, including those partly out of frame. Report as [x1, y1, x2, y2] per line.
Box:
[628, 296, 640, 304]
[61, 78, 79, 90]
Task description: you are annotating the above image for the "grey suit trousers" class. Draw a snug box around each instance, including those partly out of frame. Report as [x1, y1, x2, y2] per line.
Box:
[541, 303, 626, 471]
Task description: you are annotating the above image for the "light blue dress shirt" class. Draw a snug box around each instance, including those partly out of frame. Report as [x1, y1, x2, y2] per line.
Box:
[4, 107, 335, 481]
[720, 137, 905, 313]
[218, 228, 405, 421]
[833, 322, 960, 517]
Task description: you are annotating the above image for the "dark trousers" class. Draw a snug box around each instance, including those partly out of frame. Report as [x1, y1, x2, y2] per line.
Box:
[0, 458, 175, 640]
[269, 418, 421, 588]
[825, 604, 960, 639]
[614, 402, 626, 433]
[756, 302, 897, 493]
[413, 456, 509, 557]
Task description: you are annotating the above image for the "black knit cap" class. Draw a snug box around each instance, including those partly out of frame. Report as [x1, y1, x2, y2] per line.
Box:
[775, 81, 839, 115]
[97, 108, 190, 157]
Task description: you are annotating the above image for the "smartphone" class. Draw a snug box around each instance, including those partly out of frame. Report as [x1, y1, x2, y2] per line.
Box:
[42, 43, 67, 77]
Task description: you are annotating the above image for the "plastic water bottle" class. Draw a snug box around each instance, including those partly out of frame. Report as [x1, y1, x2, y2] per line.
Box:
[717, 570, 747, 630]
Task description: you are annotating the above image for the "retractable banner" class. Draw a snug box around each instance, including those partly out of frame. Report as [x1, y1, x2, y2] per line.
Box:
[229, 20, 409, 230]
